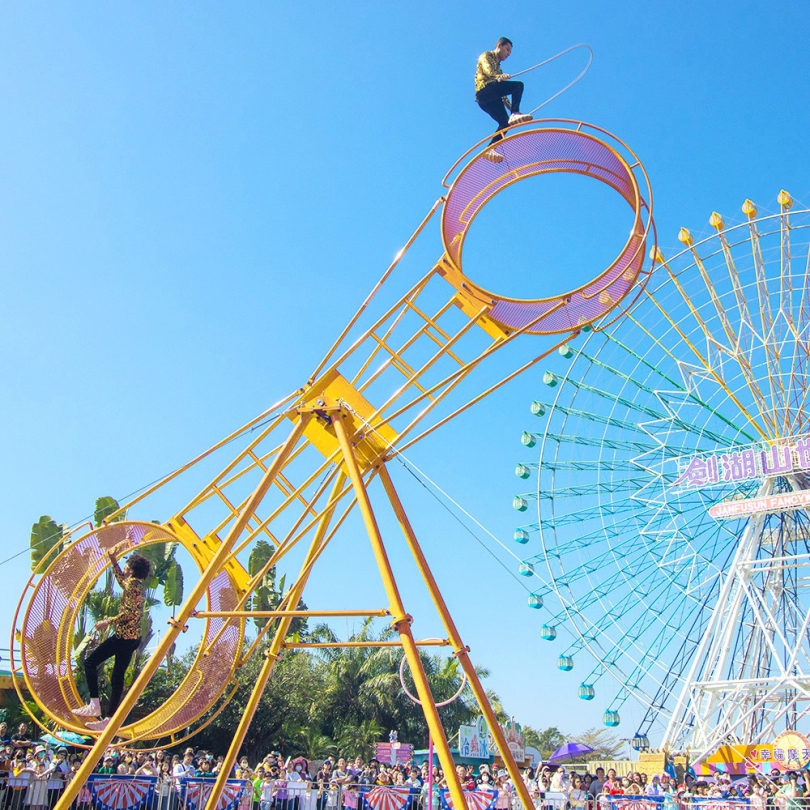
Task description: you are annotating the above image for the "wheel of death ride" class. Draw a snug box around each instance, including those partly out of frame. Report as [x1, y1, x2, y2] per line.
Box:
[439, 119, 654, 334]
[13, 521, 244, 744]
[17, 118, 653, 810]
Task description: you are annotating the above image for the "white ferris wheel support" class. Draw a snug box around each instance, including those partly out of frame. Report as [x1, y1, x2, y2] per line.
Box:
[663, 473, 810, 763]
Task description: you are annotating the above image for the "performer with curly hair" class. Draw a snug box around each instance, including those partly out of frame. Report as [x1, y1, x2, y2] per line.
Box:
[74, 550, 152, 730]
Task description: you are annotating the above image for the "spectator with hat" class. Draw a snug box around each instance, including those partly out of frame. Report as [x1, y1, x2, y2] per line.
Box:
[777, 771, 804, 810]
[495, 770, 512, 810]
[477, 764, 493, 788]
[646, 775, 664, 797]
[18, 758, 50, 810]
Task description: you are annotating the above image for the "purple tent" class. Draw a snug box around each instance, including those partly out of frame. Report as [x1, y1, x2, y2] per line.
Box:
[548, 743, 595, 763]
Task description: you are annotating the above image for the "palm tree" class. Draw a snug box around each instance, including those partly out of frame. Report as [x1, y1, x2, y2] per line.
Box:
[247, 540, 308, 637]
[311, 619, 489, 749]
[335, 719, 385, 760]
[293, 726, 336, 760]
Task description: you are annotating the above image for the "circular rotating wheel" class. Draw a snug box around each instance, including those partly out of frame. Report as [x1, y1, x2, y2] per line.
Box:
[440, 120, 655, 335]
[12, 521, 245, 743]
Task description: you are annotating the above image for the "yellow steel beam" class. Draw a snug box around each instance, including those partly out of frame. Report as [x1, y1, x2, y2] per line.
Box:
[330, 410, 469, 810]
[309, 198, 442, 383]
[193, 609, 389, 619]
[285, 640, 450, 648]
[379, 465, 535, 810]
[236, 477, 358, 666]
[205, 471, 347, 810]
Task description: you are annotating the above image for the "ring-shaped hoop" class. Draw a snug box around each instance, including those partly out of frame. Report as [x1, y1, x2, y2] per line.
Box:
[398, 652, 467, 707]
[12, 520, 244, 743]
[439, 119, 654, 336]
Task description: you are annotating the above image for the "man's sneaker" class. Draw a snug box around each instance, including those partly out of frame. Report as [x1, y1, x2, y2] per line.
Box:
[508, 112, 532, 125]
[74, 699, 101, 717]
[86, 717, 110, 731]
[483, 149, 504, 164]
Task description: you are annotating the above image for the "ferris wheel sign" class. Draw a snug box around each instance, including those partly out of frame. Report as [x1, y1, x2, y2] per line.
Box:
[763, 730, 810, 770]
[708, 489, 810, 520]
[674, 437, 810, 489]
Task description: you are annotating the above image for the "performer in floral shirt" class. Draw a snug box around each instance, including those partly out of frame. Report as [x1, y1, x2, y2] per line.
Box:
[75, 550, 151, 730]
[475, 37, 532, 161]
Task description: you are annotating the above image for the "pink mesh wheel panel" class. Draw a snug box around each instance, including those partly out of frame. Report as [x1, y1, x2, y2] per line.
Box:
[17, 521, 243, 742]
[441, 123, 652, 335]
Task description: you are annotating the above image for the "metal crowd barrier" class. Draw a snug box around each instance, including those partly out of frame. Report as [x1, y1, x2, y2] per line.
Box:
[0, 776, 759, 810]
[0, 775, 437, 810]
[598, 794, 751, 810]
[0, 773, 251, 810]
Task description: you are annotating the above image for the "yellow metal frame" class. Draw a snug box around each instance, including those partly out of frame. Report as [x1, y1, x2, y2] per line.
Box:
[31, 120, 656, 810]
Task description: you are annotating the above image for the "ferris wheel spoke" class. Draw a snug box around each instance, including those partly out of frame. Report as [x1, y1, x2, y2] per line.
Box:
[543, 402, 676, 439]
[643, 286, 772, 440]
[614, 315, 761, 444]
[637, 604, 714, 736]
[557, 342, 757, 450]
[517, 513, 640, 555]
[745, 216, 785, 423]
[553, 378, 671, 422]
[786, 244, 810, 432]
[533, 480, 641, 500]
[543, 547, 699, 665]
[532, 431, 658, 454]
[678, 226, 784, 437]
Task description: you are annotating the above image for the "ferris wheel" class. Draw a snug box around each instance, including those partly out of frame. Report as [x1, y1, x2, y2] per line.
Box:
[514, 193, 810, 761]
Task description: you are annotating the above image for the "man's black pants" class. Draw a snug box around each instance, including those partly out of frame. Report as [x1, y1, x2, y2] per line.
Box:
[476, 80, 525, 143]
[85, 634, 140, 715]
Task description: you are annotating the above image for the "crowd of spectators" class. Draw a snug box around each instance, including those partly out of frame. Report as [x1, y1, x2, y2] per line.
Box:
[1, 721, 807, 810]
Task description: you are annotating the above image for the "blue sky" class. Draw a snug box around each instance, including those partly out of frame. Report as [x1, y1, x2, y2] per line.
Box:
[1, 1, 809, 745]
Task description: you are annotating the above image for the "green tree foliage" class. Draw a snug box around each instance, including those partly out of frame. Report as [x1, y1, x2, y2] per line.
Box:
[293, 727, 336, 761]
[163, 561, 183, 607]
[247, 540, 307, 636]
[573, 727, 624, 760]
[174, 646, 325, 761]
[137, 542, 184, 607]
[521, 726, 622, 762]
[134, 616, 491, 760]
[94, 496, 126, 527]
[29, 516, 64, 571]
[524, 726, 566, 758]
[248, 540, 275, 631]
[334, 719, 384, 760]
[0, 690, 48, 731]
